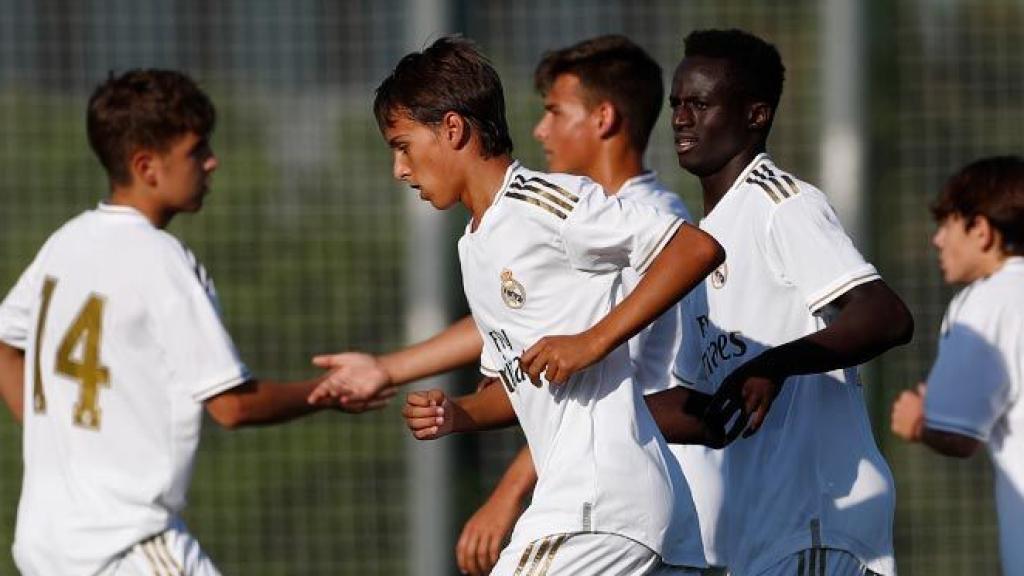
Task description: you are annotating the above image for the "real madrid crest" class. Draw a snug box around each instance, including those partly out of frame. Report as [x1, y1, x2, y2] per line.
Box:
[500, 269, 526, 309]
[710, 262, 728, 289]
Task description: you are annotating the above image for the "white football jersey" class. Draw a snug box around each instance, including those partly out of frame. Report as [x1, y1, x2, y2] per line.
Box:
[924, 256, 1024, 575]
[672, 154, 895, 576]
[459, 161, 704, 567]
[618, 172, 725, 568]
[0, 203, 250, 576]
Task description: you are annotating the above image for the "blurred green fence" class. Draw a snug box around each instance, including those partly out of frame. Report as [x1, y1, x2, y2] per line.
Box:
[1, 1, 1021, 574]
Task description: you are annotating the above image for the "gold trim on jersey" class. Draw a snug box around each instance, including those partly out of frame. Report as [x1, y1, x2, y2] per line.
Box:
[535, 534, 570, 576]
[139, 540, 165, 575]
[635, 219, 682, 274]
[514, 174, 580, 203]
[514, 540, 538, 576]
[507, 191, 568, 220]
[747, 165, 801, 204]
[746, 177, 781, 202]
[157, 534, 185, 575]
[510, 181, 575, 212]
[808, 271, 877, 312]
[526, 537, 553, 575]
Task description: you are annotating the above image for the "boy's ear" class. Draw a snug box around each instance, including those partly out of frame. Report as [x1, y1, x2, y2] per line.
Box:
[129, 149, 160, 188]
[748, 102, 772, 131]
[441, 111, 472, 151]
[971, 215, 1003, 252]
[594, 101, 621, 140]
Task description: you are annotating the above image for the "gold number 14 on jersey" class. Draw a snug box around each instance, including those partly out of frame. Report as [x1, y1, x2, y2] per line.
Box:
[34, 277, 111, 430]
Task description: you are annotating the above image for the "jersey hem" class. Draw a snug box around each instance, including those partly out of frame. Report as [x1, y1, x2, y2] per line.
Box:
[511, 515, 706, 569]
[736, 531, 895, 576]
[636, 218, 683, 275]
[924, 416, 989, 442]
[0, 334, 25, 350]
[189, 369, 252, 402]
[807, 267, 879, 313]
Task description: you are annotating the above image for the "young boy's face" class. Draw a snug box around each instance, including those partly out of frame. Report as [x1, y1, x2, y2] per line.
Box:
[383, 112, 461, 210]
[670, 56, 750, 178]
[152, 131, 218, 214]
[533, 73, 600, 175]
[933, 214, 987, 284]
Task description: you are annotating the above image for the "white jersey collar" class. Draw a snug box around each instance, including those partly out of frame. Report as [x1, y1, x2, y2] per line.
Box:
[466, 160, 522, 236]
[617, 170, 658, 197]
[999, 256, 1024, 272]
[492, 160, 523, 205]
[96, 201, 151, 223]
[705, 153, 772, 219]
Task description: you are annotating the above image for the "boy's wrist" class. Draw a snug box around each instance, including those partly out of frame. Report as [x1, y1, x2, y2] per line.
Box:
[376, 354, 399, 386]
[582, 327, 614, 360]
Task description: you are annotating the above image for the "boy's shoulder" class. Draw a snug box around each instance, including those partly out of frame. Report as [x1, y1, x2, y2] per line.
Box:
[963, 259, 1024, 314]
[503, 164, 600, 222]
[618, 173, 692, 220]
[739, 157, 827, 212]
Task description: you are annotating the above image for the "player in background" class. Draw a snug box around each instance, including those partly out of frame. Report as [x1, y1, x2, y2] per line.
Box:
[375, 37, 724, 574]
[0, 69, 376, 576]
[669, 29, 913, 576]
[310, 35, 727, 575]
[890, 156, 1024, 576]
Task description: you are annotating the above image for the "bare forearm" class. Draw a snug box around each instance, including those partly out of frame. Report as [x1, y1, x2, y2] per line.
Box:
[921, 427, 982, 459]
[381, 316, 483, 384]
[0, 342, 24, 423]
[451, 379, 518, 433]
[489, 447, 537, 505]
[645, 387, 720, 446]
[207, 379, 323, 428]
[588, 225, 724, 355]
[743, 280, 914, 380]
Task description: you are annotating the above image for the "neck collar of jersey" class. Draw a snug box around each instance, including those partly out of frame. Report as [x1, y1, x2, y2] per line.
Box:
[97, 201, 149, 222]
[492, 160, 523, 206]
[730, 153, 771, 192]
[619, 170, 658, 194]
[1000, 256, 1024, 271]
[705, 153, 772, 220]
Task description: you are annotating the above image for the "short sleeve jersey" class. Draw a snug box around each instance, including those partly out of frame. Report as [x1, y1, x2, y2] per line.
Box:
[924, 257, 1024, 575]
[0, 204, 250, 576]
[458, 162, 704, 567]
[672, 154, 896, 576]
[617, 172, 724, 567]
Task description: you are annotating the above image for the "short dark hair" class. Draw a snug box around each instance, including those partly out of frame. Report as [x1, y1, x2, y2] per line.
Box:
[87, 69, 216, 186]
[534, 35, 663, 151]
[931, 156, 1024, 255]
[684, 29, 785, 122]
[373, 36, 513, 159]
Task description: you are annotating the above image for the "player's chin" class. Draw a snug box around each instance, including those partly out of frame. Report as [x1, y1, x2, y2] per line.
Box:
[428, 196, 458, 210]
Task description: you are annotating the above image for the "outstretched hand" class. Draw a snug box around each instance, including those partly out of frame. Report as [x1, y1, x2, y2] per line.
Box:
[519, 332, 606, 386]
[705, 364, 784, 442]
[307, 351, 393, 407]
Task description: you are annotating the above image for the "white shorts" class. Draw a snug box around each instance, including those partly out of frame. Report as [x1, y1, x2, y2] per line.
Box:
[99, 519, 220, 576]
[491, 532, 701, 576]
[756, 548, 880, 576]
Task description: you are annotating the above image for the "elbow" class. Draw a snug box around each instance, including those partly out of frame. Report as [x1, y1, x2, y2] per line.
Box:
[923, 428, 981, 459]
[860, 282, 917, 350]
[695, 231, 726, 273]
[941, 442, 980, 459]
[891, 302, 915, 346]
[205, 383, 258, 429]
[208, 397, 245, 429]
